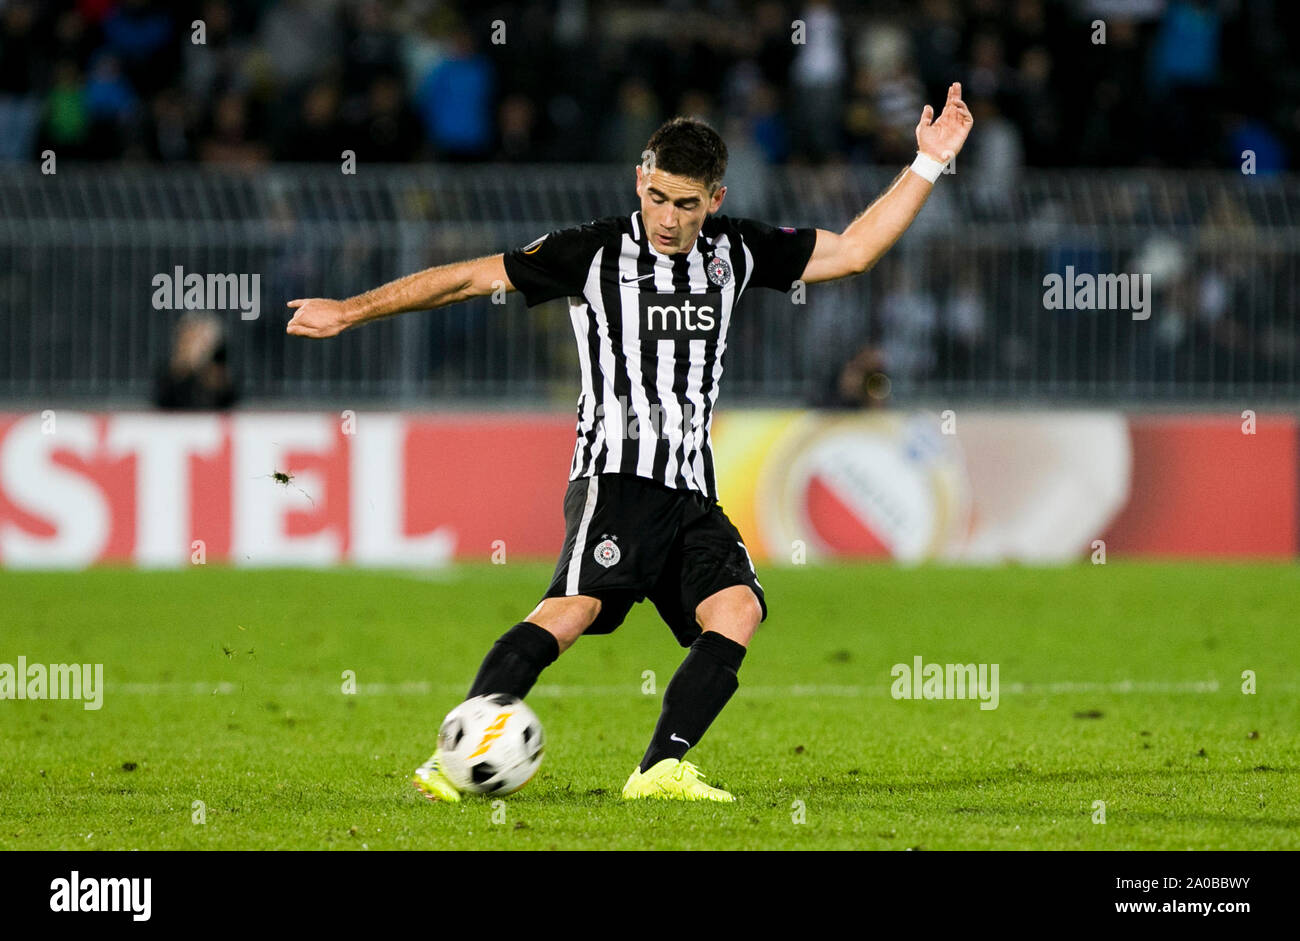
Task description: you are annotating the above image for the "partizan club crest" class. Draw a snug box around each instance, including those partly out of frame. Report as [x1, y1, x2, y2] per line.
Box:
[705, 256, 732, 287]
[593, 535, 621, 568]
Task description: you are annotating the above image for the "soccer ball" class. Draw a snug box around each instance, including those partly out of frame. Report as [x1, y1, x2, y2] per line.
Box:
[436, 694, 545, 795]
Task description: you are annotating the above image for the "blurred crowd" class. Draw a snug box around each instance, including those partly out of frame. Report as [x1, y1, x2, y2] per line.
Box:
[3, 0, 1296, 408]
[0, 0, 1294, 170]
[814, 181, 1300, 406]
[816, 244, 1300, 407]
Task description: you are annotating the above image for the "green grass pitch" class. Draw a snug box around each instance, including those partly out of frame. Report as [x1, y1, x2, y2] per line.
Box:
[1, 562, 1296, 850]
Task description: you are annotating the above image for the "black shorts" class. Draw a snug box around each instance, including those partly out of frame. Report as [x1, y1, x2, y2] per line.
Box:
[542, 473, 768, 647]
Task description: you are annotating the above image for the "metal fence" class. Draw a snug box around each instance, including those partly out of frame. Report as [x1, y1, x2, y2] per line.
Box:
[2, 165, 1298, 406]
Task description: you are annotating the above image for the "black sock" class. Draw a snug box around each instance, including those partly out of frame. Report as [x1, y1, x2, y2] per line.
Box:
[639, 632, 747, 772]
[467, 622, 560, 700]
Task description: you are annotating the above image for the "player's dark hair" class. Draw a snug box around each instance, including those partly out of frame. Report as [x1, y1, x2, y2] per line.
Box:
[644, 117, 728, 191]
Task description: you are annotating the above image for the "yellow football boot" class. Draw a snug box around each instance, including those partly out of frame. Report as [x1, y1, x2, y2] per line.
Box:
[411, 751, 461, 803]
[621, 758, 735, 802]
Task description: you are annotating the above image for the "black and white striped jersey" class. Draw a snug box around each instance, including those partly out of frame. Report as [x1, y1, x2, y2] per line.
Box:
[503, 209, 817, 501]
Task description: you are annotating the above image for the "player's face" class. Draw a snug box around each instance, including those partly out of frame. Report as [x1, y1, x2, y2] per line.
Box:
[635, 166, 726, 255]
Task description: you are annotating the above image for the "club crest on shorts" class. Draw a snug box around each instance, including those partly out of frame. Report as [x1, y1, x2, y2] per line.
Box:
[593, 536, 621, 568]
[705, 256, 731, 287]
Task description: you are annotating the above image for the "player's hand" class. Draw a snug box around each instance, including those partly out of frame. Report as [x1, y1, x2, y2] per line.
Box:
[286, 298, 352, 338]
[915, 82, 974, 164]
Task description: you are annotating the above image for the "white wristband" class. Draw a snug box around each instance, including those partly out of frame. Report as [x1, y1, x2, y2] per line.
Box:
[909, 152, 946, 183]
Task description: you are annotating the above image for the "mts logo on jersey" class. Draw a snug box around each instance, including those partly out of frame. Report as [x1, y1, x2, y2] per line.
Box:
[639, 293, 720, 338]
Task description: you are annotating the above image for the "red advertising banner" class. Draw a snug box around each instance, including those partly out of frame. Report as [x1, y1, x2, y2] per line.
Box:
[1100, 415, 1298, 557]
[0, 411, 1293, 567]
[0, 412, 575, 568]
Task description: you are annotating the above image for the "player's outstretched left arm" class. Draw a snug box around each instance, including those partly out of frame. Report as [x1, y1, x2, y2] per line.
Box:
[286, 253, 513, 338]
[800, 82, 973, 285]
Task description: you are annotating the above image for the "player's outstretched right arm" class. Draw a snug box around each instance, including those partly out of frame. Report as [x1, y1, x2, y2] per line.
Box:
[286, 254, 512, 338]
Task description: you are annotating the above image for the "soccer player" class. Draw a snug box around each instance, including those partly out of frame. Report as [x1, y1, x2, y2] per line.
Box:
[287, 83, 973, 802]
